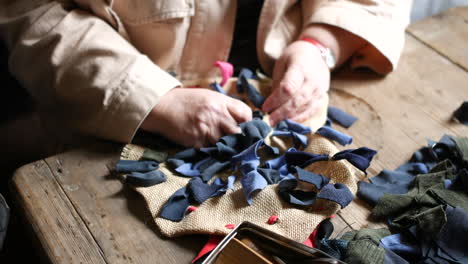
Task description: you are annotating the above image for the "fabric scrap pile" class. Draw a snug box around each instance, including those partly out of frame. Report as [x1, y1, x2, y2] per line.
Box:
[315, 135, 468, 264]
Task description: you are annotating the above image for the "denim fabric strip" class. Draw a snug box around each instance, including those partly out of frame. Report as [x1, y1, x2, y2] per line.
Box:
[237, 68, 265, 108]
[126, 170, 167, 187]
[188, 177, 230, 204]
[316, 126, 353, 146]
[357, 170, 415, 205]
[327, 106, 358, 128]
[257, 168, 282, 184]
[285, 151, 329, 168]
[295, 167, 330, 189]
[115, 160, 159, 173]
[273, 119, 312, 147]
[159, 187, 190, 222]
[332, 147, 377, 174]
[317, 183, 354, 208]
[210, 82, 227, 95]
[278, 179, 316, 206]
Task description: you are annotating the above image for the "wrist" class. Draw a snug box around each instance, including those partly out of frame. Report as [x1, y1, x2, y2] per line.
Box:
[298, 37, 336, 70]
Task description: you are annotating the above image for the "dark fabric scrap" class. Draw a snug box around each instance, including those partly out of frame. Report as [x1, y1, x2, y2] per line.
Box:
[327, 106, 358, 128]
[332, 147, 377, 174]
[257, 168, 282, 184]
[187, 177, 230, 204]
[273, 119, 312, 147]
[342, 228, 391, 264]
[115, 160, 159, 173]
[126, 170, 167, 187]
[237, 68, 265, 108]
[319, 238, 349, 260]
[435, 206, 468, 262]
[295, 167, 329, 189]
[159, 187, 190, 222]
[316, 126, 353, 146]
[317, 183, 354, 208]
[284, 151, 329, 168]
[358, 170, 415, 205]
[453, 101, 468, 125]
[0, 194, 9, 250]
[278, 179, 316, 206]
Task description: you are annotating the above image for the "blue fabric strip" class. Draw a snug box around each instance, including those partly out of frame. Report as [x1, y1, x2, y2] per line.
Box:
[332, 147, 377, 174]
[278, 179, 316, 206]
[115, 160, 159, 173]
[316, 183, 354, 208]
[285, 151, 329, 168]
[237, 68, 265, 108]
[327, 106, 358, 128]
[126, 170, 167, 187]
[316, 126, 353, 146]
[210, 82, 227, 95]
[295, 167, 330, 189]
[159, 187, 190, 222]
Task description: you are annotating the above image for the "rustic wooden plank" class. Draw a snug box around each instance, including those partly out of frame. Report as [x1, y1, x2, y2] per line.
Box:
[329, 31, 468, 230]
[407, 7, 468, 72]
[11, 160, 107, 264]
[38, 143, 203, 264]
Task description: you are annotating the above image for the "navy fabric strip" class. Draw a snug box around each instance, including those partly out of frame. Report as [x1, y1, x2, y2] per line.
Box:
[126, 170, 167, 187]
[237, 68, 265, 108]
[278, 179, 316, 206]
[327, 106, 358, 128]
[295, 167, 330, 189]
[115, 160, 159, 173]
[285, 151, 329, 168]
[159, 187, 190, 222]
[453, 101, 468, 125]
[187, 177, 230, 204]
[273, 119, 312, 147]
[316, 126, 353, 146]
[257, 168, 282, 184]
[317, 183, 354, 208]
[332, 147, 377, 174]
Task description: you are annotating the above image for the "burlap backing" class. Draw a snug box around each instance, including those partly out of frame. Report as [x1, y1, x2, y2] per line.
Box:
[119, 79, 363, 242]
[120, 128, 363, 242]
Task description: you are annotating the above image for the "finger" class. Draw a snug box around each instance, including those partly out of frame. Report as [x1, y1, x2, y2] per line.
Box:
[268, 97, 307, 126]
[262, 64, 305, 113]
[206, 125, 224, 146]
[291, 95, 325, 123]
[227, 98, 252, 123]
[220, 115, 242, 135]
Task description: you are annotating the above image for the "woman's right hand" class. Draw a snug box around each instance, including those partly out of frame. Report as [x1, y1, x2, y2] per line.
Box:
[141, 88, 252, 147]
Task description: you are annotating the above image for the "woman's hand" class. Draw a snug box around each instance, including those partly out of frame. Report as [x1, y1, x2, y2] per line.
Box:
[262, 40, 330, 125]
[141, 88, 252, 147]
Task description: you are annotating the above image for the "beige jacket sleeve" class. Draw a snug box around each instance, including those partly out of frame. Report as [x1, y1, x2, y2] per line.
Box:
[302, 0, 412, 74]
[0, 0, 180, 143]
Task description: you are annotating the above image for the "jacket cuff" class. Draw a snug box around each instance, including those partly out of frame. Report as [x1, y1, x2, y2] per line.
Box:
[95, 55, 181, 143]
[303, 4, 409, 74]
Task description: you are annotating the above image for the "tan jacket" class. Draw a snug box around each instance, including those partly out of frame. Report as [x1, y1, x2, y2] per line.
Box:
[0, 0, 412, 143]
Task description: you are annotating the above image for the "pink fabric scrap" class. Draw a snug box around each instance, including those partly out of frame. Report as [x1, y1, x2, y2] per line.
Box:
[214, 61, 233, 86]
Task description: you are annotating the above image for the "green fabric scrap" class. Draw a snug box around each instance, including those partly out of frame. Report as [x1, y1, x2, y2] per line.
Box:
[142, 149, 168, 163]
[340, 228, 391, 264]
[453, 137, 468, 162]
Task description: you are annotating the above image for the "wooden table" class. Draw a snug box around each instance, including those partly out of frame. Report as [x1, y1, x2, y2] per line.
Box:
[11, 7, 468, 264]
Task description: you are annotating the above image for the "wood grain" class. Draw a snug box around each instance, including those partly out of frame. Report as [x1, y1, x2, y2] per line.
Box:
[407, 7, 468, 71]
[13, 143, 204, 264]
